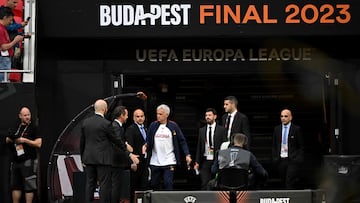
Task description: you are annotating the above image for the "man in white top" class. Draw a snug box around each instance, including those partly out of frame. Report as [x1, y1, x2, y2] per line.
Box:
[146, 104, 192, 190]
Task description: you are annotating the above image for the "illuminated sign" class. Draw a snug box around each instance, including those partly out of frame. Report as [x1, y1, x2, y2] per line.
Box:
[99, 3, 351, 26]
[136, 48, 313, 62]
[100, 4, 191, 26]
[41, 0, 360, 37]
[199, 4, 350, 25]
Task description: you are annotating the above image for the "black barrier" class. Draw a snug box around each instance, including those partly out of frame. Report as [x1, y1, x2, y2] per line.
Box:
[135, 189, 326, 203]
[322, 155, 360, 203]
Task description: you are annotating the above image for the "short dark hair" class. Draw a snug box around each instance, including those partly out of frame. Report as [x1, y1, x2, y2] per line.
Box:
[233, 133, 247, 145]
[205, 108, 217, 115]
[224, 95, 238, 106]
[0, 6, 14, 19]
[112, 106, 127, 118]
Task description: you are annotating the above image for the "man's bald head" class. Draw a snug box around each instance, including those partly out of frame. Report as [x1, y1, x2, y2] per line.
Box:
[94, 99, 107, 115]
[19, 106, 31, 125]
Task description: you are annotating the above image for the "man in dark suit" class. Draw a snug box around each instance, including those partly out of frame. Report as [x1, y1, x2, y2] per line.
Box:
[80, 99, 139, 203]
[194, 108, 227, 190]
[221, 95, 251, 149]
[111, 105, 135, 203]
[125, 108, 149, 201]
[272, 108, 304, 189]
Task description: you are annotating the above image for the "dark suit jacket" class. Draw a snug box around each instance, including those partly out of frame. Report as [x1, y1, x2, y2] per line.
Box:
[195, 124, 227, 165]
[272, 123, 304, 164]
[125, 123, 146, 159]
[80, 114, 128, 165]
[221, 111, 251, 148]
[112, 120, 131, 168]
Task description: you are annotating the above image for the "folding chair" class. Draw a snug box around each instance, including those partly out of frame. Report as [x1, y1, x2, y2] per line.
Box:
[217, 168, 249, 203]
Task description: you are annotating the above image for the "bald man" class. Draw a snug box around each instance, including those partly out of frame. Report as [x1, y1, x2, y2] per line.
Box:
[125, 108, 149, 201]
[7, 107, 42, 203]
[80, 99, 139, 203]
[272, 108, 304, 189]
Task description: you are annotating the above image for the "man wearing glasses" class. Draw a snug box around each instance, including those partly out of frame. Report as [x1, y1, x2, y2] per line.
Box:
[272, 108, 304, 189]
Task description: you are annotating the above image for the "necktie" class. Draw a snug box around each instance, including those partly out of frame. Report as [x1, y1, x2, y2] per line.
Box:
[140, 126, 146, 141]
[282, 126, 288, 145]
[225, 114, 231, 130]
[208, 126, 213, 148]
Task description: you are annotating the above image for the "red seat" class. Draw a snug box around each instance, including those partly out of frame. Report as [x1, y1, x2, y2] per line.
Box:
[9, 69, 22, 82]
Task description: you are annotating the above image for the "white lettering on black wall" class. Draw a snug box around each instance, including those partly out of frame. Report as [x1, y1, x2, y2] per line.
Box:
[100, 4, 191, 26]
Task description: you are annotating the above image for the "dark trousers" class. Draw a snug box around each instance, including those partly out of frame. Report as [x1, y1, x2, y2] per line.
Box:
[111, 167, 128, 203]
[278, 158, 300, 189]
[199, 159, 214, 190]
[85, 164, 112, 203]
[150, 165, 175, 190]
[130, 159, 149, 193]
[129, 160, 148, 203]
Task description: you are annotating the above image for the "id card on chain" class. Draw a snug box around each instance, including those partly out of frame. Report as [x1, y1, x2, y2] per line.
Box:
[15, 144, 24, 156]
[14, 123, 29, 157]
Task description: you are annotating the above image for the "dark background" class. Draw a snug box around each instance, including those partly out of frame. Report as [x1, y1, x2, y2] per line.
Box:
[1, 0, 360, 202]
[38, 35, 360, 202]
[38, 0, 360, 37]
[1, 36, 360, 203]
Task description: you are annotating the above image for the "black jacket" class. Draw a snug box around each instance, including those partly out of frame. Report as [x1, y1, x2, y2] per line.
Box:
[80, 114, 128, 165]
[272, 123, 304, 164]
[195, 123, 227, 165]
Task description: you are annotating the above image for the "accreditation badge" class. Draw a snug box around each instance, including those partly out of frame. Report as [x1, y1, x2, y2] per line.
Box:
[15, 144, 25, 156]
[206, 148, 214, 160]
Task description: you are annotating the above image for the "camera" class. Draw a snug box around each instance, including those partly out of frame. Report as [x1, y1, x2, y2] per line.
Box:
[23, 34, 31, 39]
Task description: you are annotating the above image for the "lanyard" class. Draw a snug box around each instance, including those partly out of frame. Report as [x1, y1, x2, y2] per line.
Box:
[15, 123, 30, 137]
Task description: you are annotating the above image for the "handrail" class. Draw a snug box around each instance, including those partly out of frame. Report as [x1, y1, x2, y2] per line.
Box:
[0, 70, 32, 82]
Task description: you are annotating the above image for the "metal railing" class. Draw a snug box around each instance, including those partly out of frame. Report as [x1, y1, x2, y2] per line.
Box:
[0, 69, 32, 83]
